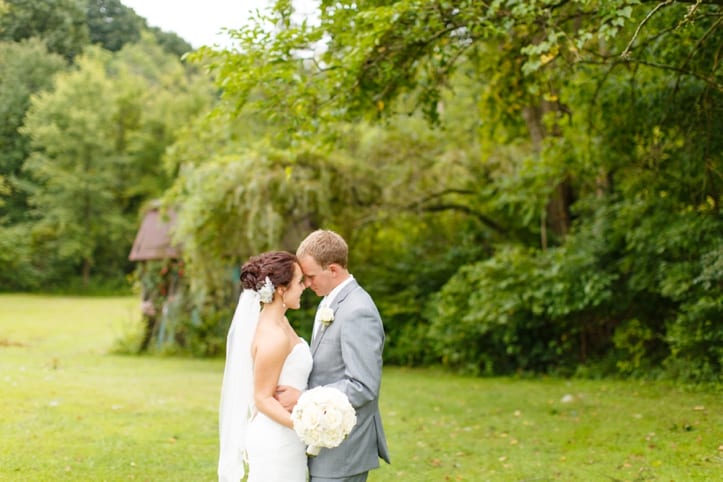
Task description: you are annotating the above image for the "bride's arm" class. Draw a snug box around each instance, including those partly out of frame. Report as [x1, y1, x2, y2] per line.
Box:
[252, 328, 294, 429]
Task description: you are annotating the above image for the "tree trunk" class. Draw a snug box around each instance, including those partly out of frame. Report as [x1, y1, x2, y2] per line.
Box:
[82, 258, 91, 286]
[522, 102, 572, 248]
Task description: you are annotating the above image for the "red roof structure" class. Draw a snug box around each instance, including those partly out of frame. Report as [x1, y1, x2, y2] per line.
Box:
[128, 206, 181, 261]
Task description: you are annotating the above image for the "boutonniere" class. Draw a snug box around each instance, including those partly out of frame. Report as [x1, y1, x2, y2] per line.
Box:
[319, 307, 335, 327]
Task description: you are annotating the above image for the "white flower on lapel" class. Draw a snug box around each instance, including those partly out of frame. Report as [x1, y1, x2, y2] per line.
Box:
[319, 307, 335, 326]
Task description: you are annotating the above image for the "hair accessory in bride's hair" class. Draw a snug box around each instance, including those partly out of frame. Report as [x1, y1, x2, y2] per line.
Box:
[257, 276, 275, 303]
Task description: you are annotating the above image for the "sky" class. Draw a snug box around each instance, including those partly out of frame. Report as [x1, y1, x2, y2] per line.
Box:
[121, 0, 317, 49]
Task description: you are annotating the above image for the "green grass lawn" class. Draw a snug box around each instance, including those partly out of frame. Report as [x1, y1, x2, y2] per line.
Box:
[1, 294, 720, 481]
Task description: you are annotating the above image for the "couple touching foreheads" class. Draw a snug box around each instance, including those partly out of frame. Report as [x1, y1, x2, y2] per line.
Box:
[218, 229, 390, 482]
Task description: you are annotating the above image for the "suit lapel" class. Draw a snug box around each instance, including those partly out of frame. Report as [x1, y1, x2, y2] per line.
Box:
[311, 279, 359, 355]
[328, 278, 358, 311]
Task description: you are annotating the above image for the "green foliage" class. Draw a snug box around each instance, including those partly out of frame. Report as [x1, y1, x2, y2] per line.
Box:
[422, 1, 720, 380]
[613, 318, 658, 376]
[0, 0, 89, 60]
[0, 39, 66, 223]
[0, 222, 40, 289]
[145, 25, 193, 58]
[2, 0, 721, 383]
[172, 0, 722, 381]
[427, 247, 571, 375]
[166, 145, 333, 301]
[162, 114, 502, 356]
[86, 0, 143, 52]
[428, 195, 722, 380]
[9, 40, 212, 289]
[112, 35, 214, 212]
[21, 47, 132, 280]
[357, 214, 488, 366]
[0, 0, 206, 293]
[0, 0, 193, 60]
[124, 258, 232, 357]
[665, 246, 723, 381]
[196, 0, 720, 133]
[123, 258, 222, 355]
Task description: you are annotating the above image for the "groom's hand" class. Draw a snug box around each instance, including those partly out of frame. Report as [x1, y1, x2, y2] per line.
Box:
[274, 385, 301, 412]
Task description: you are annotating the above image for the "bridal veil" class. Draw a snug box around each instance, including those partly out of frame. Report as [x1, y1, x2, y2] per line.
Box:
[218, 289, 261, 482]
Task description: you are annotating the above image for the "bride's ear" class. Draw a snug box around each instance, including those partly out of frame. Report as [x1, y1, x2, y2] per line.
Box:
[279, 288, 287, 308]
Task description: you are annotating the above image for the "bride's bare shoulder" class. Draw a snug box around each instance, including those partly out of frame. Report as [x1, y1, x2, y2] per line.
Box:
[253, 314, 287, 352]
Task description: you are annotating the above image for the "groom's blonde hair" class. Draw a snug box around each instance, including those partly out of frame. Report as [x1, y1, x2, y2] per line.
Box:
[297, 230, 348, 269]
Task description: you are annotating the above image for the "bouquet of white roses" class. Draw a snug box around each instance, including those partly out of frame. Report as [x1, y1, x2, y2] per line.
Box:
[291, 386, 357, 456]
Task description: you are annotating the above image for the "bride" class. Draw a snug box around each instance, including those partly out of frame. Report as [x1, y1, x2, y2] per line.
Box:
[218, 251, 312, 482]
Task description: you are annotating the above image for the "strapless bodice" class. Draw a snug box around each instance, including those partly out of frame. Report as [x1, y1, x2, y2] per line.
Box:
[277, 339, 313, 391]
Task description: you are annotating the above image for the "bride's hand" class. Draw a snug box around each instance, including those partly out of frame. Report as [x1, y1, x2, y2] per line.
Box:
[274, 385, 301, 412]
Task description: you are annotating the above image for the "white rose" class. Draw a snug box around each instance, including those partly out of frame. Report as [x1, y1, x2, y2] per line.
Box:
[318, 307, 335, 325]
[300, 404, 323, 430]
[322, 407, 343, 430]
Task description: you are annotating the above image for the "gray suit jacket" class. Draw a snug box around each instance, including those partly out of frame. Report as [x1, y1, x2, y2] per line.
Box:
[308, 279, 390, 478]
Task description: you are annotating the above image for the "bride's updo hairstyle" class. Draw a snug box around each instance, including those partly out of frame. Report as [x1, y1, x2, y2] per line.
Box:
[240, 251, 297, 295]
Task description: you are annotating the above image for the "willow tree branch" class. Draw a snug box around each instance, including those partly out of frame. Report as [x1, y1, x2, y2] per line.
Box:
[630, 59, 723, 91]
[621, 0, 675, 58]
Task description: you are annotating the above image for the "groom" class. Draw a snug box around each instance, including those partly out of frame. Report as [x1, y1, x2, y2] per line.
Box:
[276, 229, 390, 482]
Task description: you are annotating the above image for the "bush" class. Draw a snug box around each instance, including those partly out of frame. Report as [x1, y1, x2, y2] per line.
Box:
[426, 195, 722, 382]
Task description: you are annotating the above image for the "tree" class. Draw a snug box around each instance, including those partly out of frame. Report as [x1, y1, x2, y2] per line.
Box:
[146, 26, 193, 58]
[0, 0, 89, 60]
[20, 41, 213, 286]
[86, 0, 143, 52]
[112, 34, 213, 214]
[86, 0, 193, 58]
[21, 47, 130, 284]
[183, 0, 721, 379]
[195, 0, 721, 245]
[0, 39, 66, 224]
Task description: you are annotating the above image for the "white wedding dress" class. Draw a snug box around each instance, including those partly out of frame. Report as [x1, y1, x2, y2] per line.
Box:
[246, 339, 313, 482]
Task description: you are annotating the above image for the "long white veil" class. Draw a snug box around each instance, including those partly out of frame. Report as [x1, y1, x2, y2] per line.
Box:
[218, 289, 261, 482]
